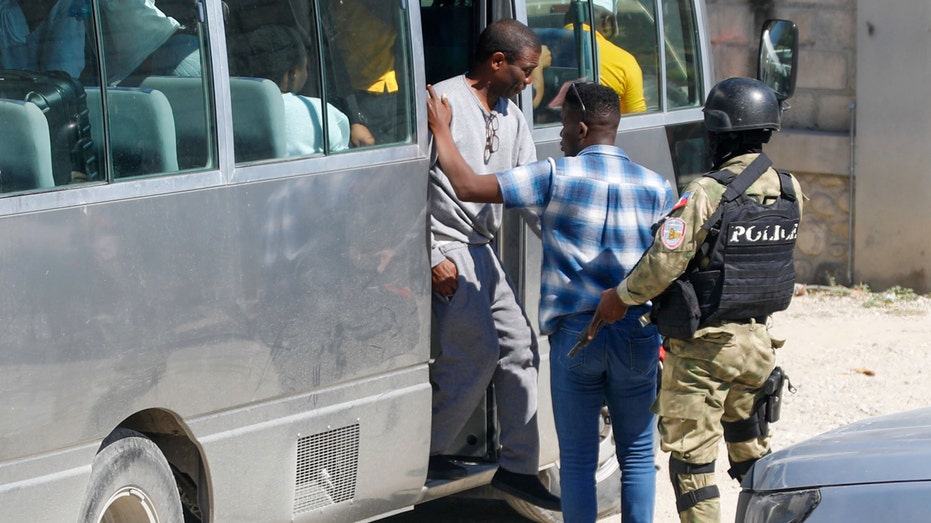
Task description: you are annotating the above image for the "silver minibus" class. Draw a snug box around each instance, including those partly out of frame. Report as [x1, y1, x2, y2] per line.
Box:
[0, 1, 795, 521]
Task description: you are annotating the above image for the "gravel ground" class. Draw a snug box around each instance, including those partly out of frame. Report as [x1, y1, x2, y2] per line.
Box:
[654, 285, 931, 523]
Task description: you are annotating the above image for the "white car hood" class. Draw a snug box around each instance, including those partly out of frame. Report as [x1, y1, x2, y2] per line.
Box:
[745, 407, 931, 491]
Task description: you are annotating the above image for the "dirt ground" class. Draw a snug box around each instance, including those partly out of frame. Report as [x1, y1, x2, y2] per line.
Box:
[653, 285, 931, 523]
[388, 285, 931, 523]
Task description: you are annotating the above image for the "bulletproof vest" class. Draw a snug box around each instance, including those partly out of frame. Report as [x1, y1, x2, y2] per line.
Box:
[688, 153, 800, 324]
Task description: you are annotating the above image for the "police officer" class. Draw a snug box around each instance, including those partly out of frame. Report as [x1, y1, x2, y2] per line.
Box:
[590, 77, 804, 523]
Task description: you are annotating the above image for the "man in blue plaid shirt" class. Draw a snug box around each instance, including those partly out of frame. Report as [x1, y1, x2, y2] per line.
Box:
[427, 81, 673, 523]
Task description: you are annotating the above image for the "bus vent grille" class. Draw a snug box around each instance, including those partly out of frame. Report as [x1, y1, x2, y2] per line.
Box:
[293, 424, 360, 514]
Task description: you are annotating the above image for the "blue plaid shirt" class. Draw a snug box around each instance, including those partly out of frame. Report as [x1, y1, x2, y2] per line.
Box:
[495, 144, 674, 334]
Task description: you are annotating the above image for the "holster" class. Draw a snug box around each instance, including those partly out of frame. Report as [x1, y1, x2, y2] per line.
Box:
[762, 366, 787, 423]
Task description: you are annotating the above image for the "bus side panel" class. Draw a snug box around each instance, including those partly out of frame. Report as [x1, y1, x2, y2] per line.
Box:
[0, 158, 430, 452]
[191, 366, 431, 522]
[0, 443, 95, 522]
[0, 155, 431, 519]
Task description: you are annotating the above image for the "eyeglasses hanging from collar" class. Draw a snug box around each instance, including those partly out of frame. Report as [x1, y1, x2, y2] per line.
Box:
[484, 111, 499, 163]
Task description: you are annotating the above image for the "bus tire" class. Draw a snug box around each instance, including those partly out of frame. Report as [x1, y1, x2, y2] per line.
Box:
[504, 408, 622, 522]
[78, 428, 184, 523]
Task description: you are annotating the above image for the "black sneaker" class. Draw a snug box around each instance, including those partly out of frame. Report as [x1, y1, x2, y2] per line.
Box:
[491, 468, 561, 511]
[427, 455, 468, 480]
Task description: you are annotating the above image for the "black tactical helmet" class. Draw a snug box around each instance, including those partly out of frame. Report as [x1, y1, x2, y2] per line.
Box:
[703, 77, 780, 133]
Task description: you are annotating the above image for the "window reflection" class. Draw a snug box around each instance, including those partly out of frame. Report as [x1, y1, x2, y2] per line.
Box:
[615, 0, 660, 110]
[662, 0, 702, 109]
[319, 0, 413, 148]
[0, 0, 212, 193]
[229, 23, 350, 160]
[226, 0, 413, 156]
[100, 0, 209, 176]
[526, 0, 654, 125]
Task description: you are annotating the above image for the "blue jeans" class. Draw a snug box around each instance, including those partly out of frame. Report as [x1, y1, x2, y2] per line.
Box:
[550, 312, 659, 523]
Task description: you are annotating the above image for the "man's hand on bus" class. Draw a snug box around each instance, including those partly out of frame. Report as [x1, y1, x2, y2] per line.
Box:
[426, 84, 453, 135]
[590, 288, 629, 338]
[350, 123, 376, 147]
[426, 84, 504, 203]
[432, 258, 458, 298]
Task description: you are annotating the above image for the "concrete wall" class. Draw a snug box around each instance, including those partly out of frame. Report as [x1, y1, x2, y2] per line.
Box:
[706, 0, 856, 131]
[853, 2, 931, 293]
[705, 0, 863, 287]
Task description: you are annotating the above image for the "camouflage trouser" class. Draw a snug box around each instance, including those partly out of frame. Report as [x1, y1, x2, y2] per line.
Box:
[652, 320, 777, 523]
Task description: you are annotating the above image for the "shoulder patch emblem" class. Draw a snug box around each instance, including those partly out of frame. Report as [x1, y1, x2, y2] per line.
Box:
[671, 192, 691, 212]
[661, 217, 687, 250]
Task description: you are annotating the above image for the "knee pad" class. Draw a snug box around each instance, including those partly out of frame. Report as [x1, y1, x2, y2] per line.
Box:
[668, 456, 720, 513]
[727, 456, 757, 481]
[728, 449, 772, 481]
[722, 412, 762, 443]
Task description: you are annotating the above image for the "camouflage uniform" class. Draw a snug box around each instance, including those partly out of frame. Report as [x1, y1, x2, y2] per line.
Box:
[616, 152, 804, 523]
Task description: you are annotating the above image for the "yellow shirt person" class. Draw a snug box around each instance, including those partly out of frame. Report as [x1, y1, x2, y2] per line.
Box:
[592, 27, 646, 113]
[329, 0, 398, 94]
[567, 23, 646, 114]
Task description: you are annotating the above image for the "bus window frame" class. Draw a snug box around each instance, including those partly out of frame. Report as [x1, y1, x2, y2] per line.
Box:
[0, 0, 431, 211]
[661, 0, 704, 110]
[527, 0, 713, 187]
[228, 2, 429, 186]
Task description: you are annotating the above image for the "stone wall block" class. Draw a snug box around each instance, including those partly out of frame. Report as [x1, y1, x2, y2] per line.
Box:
[709, 8, 753, 46]
[712, 47, 754, 81]
[814, 9, 857, 50]
[780, 92, 817, 129]
[793, 172, 851, 285]
[796, 220, 826, 257]
[808, 192, 838, 219]
[815, 94, 855, 132]
[799, 50, 848, 90]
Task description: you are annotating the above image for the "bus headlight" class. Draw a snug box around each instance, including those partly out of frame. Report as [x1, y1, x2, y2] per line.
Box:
[737, 488, 821, 523]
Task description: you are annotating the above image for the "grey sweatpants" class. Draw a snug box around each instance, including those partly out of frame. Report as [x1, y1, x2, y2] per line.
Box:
[430, 242, 541, 474]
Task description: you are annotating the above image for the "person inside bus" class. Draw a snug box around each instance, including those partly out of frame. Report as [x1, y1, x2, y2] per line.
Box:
[425, 18, 561, 512]
[427, 80, 672, 523]
[0, 0, 200, 85]
[0, 0, 86, 78]
[243, 24, 350, 156]
[319, 0, 405, 147]
[564, 0, 646, 114]
[531, 43, 552, 108]
[96, 0, 201, 85]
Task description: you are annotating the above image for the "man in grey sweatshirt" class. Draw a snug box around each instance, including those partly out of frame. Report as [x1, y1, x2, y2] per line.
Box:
[427, 18, 560, 511]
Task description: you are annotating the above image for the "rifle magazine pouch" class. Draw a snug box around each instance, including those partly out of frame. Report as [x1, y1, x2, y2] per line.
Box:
[651, 279, 701, 339]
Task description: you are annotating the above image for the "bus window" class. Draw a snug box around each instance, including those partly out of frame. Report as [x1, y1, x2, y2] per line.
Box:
[100, 0, 214, 175]
[662, 0, 702, 109]
[226, 20, 350, 160]
[0, 0, 212, 192]
[420, 0, 475, 86]
[318, 0, 415, 148]
[0, 1, 94, 192]
[526, 1, 594, 125]
[616, 0, 660, 111]
[526, 0, 654, 125]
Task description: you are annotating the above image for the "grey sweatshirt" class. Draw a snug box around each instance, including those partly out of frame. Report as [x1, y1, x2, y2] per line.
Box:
[428, 75, 537, 268]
